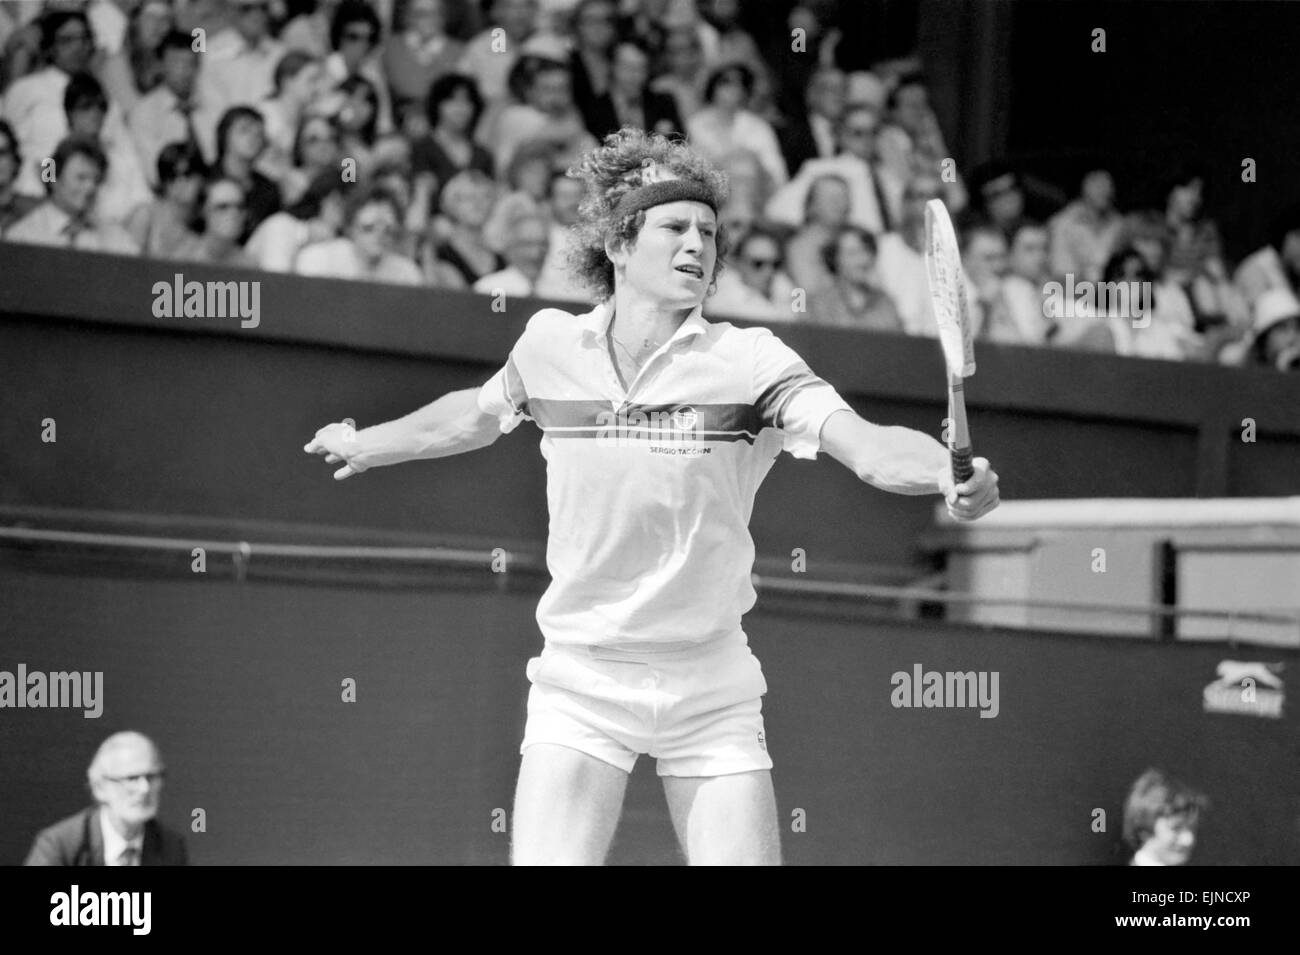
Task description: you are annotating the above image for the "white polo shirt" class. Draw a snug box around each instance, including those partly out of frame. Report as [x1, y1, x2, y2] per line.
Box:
[478, 300, 853, 649]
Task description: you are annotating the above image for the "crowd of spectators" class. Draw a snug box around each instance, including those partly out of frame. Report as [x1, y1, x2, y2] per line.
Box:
[2, 0, 1297, 371]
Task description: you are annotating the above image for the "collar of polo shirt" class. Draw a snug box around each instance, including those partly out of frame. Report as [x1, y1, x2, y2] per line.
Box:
[587, 299, 709, 349]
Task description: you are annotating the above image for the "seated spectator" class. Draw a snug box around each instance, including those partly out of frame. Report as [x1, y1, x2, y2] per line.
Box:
[126, 30, 209, 190]
[649, 25, 709, 123]
[422, 167, 503, 287]
[707, 226, 795, 321]
[332, 74, 383, 177]
[257, 51, 328, 187]
[5, 135, 138, 253]
[718, 149, 775, 227]
[784, 173, 850, 292]
[766, 2, 840, 122]
[567, 0, 618, 132]
[176, 176, 256, 266]
[323, 0, 393, 135]
[697, 0, 771, 109]
[483, 55, 596, 179]
[777, 65, 845, 179]
[583, 39, 682, 140]
[24, 731, 187, 867]
[534, 170, 589, 301]
[1122, 768, 1208, 867]
[1241, 287, 1300, 372]
[283, 112, 343, 206]
[2, 9, 106, 197]
[1235, 204, 1300, 309]
[1121, 212, 1204, 348]
[961, 223, 1012, 341]
[0, 120, 40, 234]
[383, 0, 465, 106]
[967, 161, 1028, 242]
[994, 220, 1052, 345]
[370, 134, 435, 258]
[879, 72, 967, 215]
[1157, 166, 1247, 332]
[296, 184, 424, 284]
[686, 63, 787, 191]
[98, 0, 173, 118]
[458, 0, 540, 105]
[412, 72, 495, 207]
[213, 106, 282, 241]
[123, 140, 205, 258]
[280, 0, 340, 56]
[194, 0, 287, 151]
[1049, 167, 1122, 283]
[765, 105, 895, 235]
[806, 227, 903, 331]
[876, 178, 940, 337]
[482, 139, 556, 253]
[63, 71, 151, 227]
[245, 167, 351, 272]
[473, 211, 550, 295]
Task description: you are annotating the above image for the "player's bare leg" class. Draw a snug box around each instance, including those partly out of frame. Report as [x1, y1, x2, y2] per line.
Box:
[511, 743, 629, 865]
[663, 770, 781, 865]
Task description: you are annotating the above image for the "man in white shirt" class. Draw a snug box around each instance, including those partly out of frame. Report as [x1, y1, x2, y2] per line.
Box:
[5, 135, 138, 253]
[193, 0, 286, 161]
[24, 731, 188, 866]
[128, 30, 210, 185]
[474, 213, 550, 297]
[305, 130, 1000, 865]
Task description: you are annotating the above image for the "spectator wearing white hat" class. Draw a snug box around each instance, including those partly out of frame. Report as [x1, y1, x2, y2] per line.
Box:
[1234, 287, 1300, 371]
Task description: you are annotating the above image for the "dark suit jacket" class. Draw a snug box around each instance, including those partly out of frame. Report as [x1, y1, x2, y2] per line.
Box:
[779, 115, 832, 180]
[24, 806, 188, 866]
[582, 90, 683, 140]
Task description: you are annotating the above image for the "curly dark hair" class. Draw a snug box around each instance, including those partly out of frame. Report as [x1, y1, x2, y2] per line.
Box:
[565, 127, 731, 302]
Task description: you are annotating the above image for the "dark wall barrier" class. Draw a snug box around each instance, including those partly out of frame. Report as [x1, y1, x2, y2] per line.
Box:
[2, 558, 1296, 865]
[2, 246, 1298, 581]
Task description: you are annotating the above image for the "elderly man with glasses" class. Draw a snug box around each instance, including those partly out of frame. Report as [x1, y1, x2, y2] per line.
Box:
[24, 731, 188, 867]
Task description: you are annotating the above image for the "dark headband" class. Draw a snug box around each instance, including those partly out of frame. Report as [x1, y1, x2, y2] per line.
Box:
[612, 179, 718, 220]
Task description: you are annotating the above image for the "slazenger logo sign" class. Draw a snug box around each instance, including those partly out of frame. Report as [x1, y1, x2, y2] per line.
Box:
[1202, 660, 1284, 719]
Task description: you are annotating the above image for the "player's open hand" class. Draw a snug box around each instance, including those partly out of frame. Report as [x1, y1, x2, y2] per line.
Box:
[939, 457, 999, 521]
[303, 421, 368, 480]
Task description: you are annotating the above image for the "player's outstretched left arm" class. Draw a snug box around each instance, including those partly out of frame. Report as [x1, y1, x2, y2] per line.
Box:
[819, 409, 999, 521]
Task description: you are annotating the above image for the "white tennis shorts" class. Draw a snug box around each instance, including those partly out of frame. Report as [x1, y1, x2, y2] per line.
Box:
[520, 634, 773, 777]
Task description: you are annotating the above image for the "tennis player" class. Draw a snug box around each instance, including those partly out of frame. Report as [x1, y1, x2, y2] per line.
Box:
[305, 128, 1000, 865]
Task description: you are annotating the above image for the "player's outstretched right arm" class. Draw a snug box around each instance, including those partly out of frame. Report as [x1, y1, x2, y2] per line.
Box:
[303, 387, 503, 480]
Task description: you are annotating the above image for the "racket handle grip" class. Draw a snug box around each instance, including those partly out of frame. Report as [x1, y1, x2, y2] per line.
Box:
[951, 446, 974, 485]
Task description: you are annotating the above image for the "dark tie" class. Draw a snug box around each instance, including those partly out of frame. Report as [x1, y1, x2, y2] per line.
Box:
[61, 218, 86, 246]
[176, 99, 202, 155]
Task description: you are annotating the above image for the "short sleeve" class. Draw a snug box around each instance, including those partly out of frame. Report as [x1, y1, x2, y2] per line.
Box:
[477, 311, 555, 434]
[752, 329, 853, 460]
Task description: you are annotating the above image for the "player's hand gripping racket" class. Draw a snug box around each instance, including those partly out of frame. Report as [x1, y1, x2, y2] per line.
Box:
[924, 199, 977, 486]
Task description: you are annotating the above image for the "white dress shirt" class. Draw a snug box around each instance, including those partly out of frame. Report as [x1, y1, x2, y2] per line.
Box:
[100, 807, 143, 866]
[5, 199, 139, 254]
[295, 237, 422, 285]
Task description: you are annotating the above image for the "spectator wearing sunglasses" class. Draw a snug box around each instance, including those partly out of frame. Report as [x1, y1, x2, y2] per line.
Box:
[177, 176, 256, 266]
[24, 731, 187, 867]
[323, 0, 395, 136]
[708, 226, 795, 322]
[295, 184, 423, 284]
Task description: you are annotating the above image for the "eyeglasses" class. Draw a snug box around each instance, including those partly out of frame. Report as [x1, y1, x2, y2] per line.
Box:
[104, 771, 166, 786]
[842, 126, 875, 138]
[342, 29, 376, 43]
[55, 31, 93, 46]
[745, 256, 779, 269]
[209, 200, 246, 212]
[356, 220, 398, 235]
